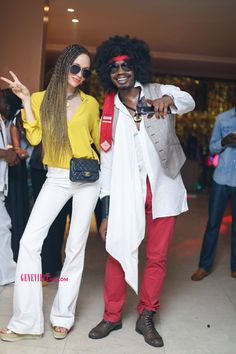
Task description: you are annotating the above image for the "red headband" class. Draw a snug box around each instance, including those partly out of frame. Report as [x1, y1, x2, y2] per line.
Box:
[108, 55, 131, 64]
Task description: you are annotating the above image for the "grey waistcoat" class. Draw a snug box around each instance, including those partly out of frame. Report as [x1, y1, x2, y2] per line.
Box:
[113, 83, 186, 179]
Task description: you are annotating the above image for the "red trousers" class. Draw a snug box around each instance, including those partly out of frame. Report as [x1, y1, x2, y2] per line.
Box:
[103, 179, 176, 322]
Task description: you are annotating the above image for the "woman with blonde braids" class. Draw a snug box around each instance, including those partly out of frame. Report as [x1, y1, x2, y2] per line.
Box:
[0, 44, 100, 341]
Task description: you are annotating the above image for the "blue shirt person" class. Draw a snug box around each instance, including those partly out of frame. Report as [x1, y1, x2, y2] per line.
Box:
[210, 107, 236, 187]
[191, 107, 236, 281]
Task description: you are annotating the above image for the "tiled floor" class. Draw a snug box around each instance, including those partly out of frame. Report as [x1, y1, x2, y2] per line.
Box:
[0, 193, 235, 354]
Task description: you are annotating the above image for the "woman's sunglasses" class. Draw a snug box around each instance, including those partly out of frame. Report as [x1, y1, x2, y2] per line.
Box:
[108, 60, 133, 74]
[69, 64, 91, 79]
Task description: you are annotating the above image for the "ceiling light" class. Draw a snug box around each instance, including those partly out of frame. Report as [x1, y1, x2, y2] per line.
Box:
[72, 19, 79, 23]
[67, 8, 75, 12]
[44, 6, 50, 12]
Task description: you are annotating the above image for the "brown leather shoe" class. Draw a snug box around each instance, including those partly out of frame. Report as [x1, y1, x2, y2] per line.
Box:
[136, 309, 164, 347]
[88, 319, 122, 339]
[191, 268, 210, 281]
[231, 271, 236, 278]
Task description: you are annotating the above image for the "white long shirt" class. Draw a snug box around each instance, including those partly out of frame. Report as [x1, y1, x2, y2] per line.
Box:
[101, 83, 195, 292]
[100, 83, 195, 218]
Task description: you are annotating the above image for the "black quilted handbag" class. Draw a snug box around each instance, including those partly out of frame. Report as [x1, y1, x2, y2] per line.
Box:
[69, 157, 99, 182]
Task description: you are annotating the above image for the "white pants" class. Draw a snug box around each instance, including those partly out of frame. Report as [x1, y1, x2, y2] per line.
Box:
[0, 193, 16, 286]
[8, 168, 100, 334]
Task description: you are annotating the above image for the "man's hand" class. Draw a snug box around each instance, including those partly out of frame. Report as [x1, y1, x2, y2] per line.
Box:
[221, 132, 236, 147]
[99, 218, 108, 241]
[146, 95, 174, 119]
[4, 148, 20, 166]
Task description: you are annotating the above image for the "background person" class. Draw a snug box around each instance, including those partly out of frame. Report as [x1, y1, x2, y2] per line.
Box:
[191, 106, 236, 281]
[0, 88, 30, 261]
[0, 95, 18, 285]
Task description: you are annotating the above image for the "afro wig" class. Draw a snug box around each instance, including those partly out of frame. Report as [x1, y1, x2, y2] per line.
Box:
[94, 35, 153, 92]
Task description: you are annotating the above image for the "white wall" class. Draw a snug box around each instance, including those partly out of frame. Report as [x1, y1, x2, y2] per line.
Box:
[0, 0, 47, 92]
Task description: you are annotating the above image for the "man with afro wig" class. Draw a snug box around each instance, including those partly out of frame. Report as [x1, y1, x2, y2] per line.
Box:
[89, 35, 195, 348]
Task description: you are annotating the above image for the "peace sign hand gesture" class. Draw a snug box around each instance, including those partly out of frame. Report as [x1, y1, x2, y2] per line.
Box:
[0, 71, 30, 102]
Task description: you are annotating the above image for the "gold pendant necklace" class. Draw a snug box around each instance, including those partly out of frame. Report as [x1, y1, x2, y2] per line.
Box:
[120, 99, 142, 123]
[133, 112, 142, 123]
[119, 89, 142, 123]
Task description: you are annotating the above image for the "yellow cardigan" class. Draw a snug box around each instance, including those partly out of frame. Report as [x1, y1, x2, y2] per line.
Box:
[22, 90, 100, 169]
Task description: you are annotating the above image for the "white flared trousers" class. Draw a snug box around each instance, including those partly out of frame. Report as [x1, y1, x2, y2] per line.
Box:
[7, 168, 100, 334]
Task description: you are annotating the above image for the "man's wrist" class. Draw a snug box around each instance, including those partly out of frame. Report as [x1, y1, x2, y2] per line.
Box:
[163, 94, 176, 112]
[221, 137, 228, 147]
[0, 149, 7, 159]
[101, 196, 110, 219]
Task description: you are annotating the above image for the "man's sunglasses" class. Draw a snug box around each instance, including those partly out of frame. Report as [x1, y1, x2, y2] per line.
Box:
[108, 60, 133, 74]
[69, 64, 91, 79]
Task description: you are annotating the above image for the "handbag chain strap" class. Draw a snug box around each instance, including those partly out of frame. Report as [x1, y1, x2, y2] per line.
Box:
[70, 140, 98, 160]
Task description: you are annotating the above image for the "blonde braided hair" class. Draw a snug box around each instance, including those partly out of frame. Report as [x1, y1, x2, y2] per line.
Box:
[40, 44, 90, 163]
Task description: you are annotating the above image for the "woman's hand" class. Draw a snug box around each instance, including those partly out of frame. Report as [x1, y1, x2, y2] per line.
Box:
[0, 71, 30, 102]
[99, 218, 108, 241]
[14, 147, 29, 160]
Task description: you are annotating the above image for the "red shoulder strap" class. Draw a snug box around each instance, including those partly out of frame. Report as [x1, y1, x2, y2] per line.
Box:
[100, 92, 116, 152]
